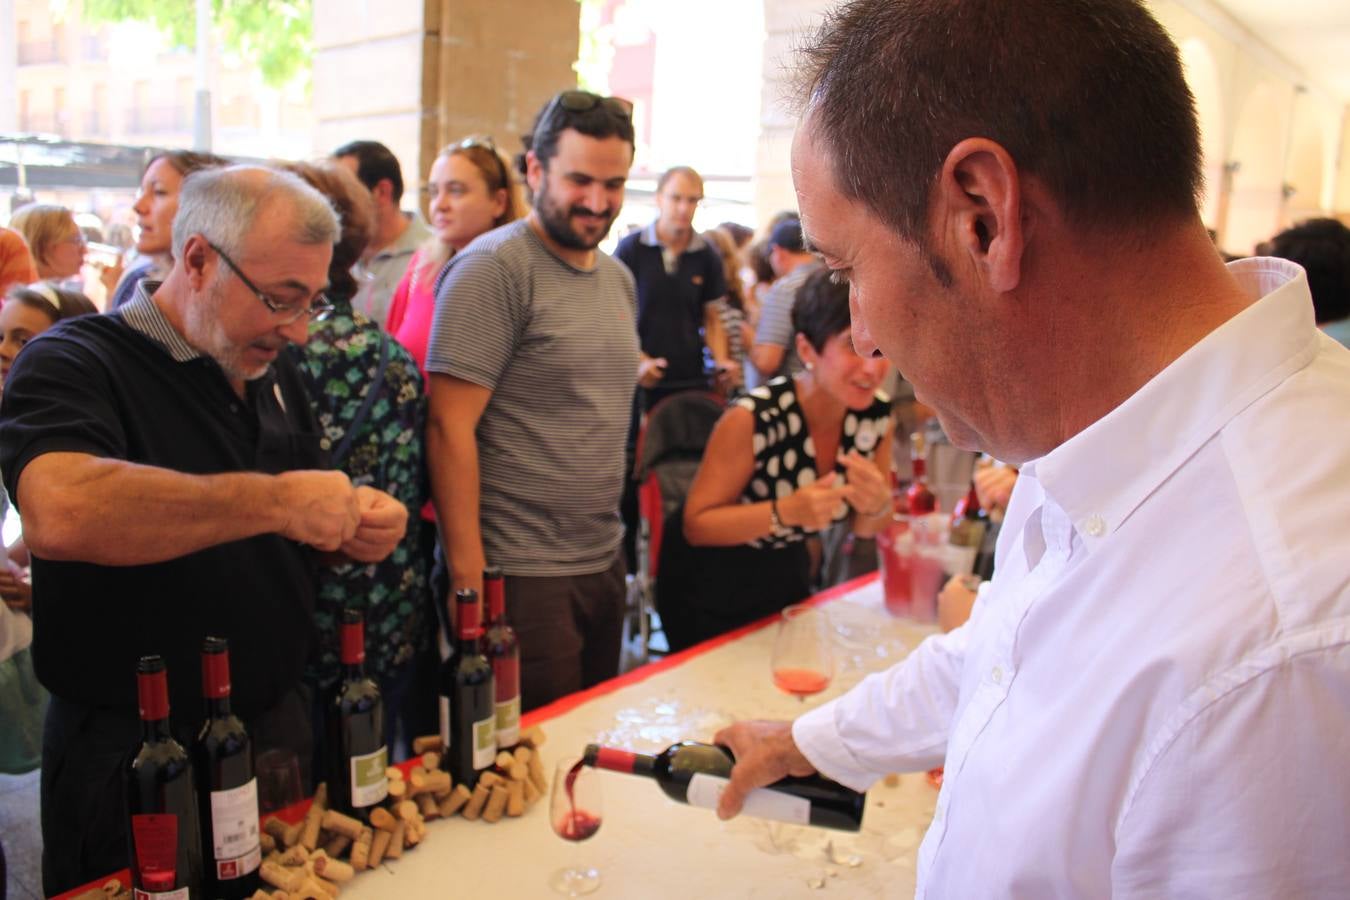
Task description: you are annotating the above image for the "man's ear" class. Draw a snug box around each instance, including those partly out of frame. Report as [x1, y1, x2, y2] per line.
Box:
[181, 235, 212, 290]
[525, 150, 544, 195]
[935, 138, 1024, 294]
[372, 178, 395, 205]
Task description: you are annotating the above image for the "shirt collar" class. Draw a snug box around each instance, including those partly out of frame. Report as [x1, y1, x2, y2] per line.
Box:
[118, 280, 204, 363]
[1026, 257, 1319, 549]
[640, 220, 706, 253]
[371, 211, 430, 262]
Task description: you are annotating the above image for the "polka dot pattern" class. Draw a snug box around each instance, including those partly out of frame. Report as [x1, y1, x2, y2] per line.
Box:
[740, 376, 892, 549]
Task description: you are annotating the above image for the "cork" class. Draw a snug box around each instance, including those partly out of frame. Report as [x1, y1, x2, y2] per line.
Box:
[416, 792, 440, 820]
[420, 750, 442, 771]
[385, 821, 405, 860]
[321, 833, 351, 859]
[481, 783, 510, 823]
[309, 850, 355, 883]
[260, 860, 306, 892]
[369, 827, 392, 867]
[506, 779, 525, 817]
[411, 734, 442, 754]
[462, 781, 490, 821]
[319, 810, 364, 841]
[350, 826, 372, 871]
[439, 783, 472, 817]
[368, 807, 397, 832]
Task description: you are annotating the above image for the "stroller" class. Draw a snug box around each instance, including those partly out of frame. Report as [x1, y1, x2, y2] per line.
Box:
[624, 391, 725, 664]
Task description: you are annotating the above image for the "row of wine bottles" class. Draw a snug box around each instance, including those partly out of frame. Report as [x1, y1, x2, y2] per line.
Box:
[126, 642, 259, 899]
[123, 567, 522, 898]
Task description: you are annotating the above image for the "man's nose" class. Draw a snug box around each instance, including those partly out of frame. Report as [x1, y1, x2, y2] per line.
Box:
[849, 292, 880, 359]
[279, 314, 311, 347]
[582, 183, 609, 213]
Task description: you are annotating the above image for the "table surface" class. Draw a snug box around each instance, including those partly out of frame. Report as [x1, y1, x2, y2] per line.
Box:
[343, 574, 938, 900]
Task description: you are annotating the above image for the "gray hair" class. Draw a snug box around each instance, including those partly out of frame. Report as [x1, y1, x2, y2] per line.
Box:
[171, 165, 340, 260]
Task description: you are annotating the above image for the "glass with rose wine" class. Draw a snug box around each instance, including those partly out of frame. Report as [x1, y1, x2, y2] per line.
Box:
[551, 756, 603, 896]
[771, 604, 834, 701]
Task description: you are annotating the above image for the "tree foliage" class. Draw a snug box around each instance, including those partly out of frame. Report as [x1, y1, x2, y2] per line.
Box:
[80, 0, 312, 90]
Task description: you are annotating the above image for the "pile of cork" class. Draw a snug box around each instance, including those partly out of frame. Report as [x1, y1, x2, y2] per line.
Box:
[245, 724, 550, 899]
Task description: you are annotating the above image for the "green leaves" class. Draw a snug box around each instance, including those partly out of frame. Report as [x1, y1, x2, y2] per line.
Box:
[82, 0, 313, 90]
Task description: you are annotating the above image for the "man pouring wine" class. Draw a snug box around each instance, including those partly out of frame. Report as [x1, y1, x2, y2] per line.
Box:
[713, 1, 1350, 896]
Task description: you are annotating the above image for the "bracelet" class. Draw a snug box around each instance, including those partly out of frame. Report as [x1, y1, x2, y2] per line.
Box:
[769, 497, 784, 532]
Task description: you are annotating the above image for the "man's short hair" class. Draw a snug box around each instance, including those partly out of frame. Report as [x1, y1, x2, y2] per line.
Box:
[797, 0, 1202, 242]
[657, 166, 702, 193]
[1268, 218, 1350, 324]
[331, 140, 405, 204]
[769, 219, 805, 254]
[520, 90, 636, 173]
[172, 166, 340, 261]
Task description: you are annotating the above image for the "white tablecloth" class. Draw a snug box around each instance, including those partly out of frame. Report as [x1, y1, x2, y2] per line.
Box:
[345, 576, 937, 898]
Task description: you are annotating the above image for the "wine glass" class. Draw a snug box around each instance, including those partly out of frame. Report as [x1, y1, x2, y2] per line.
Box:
[771, 604, 835, 702]
[549, 756, 603, 896]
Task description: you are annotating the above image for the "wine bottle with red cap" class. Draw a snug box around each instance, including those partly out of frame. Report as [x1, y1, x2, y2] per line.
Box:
[440, 588, 495, 788]
[126, 654, 204, 898]
[582, 740, 865, 831]
[193, 636, 261, 898]
[482, 567, 521, 748]
[325, 609, 388, 818]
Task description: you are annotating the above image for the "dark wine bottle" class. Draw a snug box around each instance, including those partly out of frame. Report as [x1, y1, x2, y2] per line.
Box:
[126, 655, 204, 898]
[325, 609, 388, 818]
[482, 567, 521, 748]
[193, 637, 260, 898]
[944, 485, 989, 581]
[583, 740, 865, 831]
[439, 589, 495, 789]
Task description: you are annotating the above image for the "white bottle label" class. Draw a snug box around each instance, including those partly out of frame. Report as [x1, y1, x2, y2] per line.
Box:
[472, 714, 496, 769]
[350, 745, 388, 808]
[685, 773, 811, 825]
[439, 696, 451, 751]
[134, 889, 189, 900]
[495, 696, 521, 748]
[209, 777, 261, 875]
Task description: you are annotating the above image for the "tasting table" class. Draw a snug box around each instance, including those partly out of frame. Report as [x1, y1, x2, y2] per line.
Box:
[63, 573, 939, 899]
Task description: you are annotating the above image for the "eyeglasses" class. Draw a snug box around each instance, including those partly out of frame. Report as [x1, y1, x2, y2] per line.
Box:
[539, 90, 634, 128]
[206, 240, 334, 324]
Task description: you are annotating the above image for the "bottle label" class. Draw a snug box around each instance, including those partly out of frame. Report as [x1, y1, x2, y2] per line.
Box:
[129, 814, 178, 886]
[685, 774, 811, 825]
[210, 777, 261, 875]
[349, 746, 389, 808]
[439, 696, 451, 751]
[495, 695, 520, 748]
[134, 889, 189, 900]
[472, 714, 495, 769]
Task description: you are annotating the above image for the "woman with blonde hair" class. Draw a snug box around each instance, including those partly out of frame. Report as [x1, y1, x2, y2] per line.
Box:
[7, 204, 86, 286]
[385, 136, 524, 373]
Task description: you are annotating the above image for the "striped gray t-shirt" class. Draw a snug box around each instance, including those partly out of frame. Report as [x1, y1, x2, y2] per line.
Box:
[426, 219, 639, 576]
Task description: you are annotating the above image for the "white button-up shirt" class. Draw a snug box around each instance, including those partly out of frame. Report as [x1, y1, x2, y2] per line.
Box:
[795, 258, 1350, 898]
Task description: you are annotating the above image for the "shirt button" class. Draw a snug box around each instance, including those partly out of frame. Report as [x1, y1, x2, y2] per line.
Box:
[1084, 514, 1106, 537]
[991, 666, 1003, 684]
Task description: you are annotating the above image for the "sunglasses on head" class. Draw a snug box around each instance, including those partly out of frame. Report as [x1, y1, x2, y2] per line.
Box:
[453, 135, 510, 190]
[539, 90, 634, 127]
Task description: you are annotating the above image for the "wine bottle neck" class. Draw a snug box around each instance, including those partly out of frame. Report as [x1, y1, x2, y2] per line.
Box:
[342, 660, 365, 681]
[203, 696, 232, 719]
[141, 716, 173, 743]
[586, 745, 656, 777]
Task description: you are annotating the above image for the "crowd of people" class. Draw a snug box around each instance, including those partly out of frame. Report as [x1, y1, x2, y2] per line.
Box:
[1, 0, 1348, 894]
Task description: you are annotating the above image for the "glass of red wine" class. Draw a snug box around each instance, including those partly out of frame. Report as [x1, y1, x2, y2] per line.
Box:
[550, 756, 603, 896]
[771, 603, 834, 702]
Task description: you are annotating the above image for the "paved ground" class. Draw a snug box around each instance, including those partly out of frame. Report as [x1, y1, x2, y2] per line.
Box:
[0, 768, 41, 900]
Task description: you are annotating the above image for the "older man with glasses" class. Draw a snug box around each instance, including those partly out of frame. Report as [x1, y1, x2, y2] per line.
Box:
[0, 165, 408, 895]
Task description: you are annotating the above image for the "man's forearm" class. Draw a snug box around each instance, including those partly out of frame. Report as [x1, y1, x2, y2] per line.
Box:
[18, 453, 291, 566]
[427, 418, 486, 596]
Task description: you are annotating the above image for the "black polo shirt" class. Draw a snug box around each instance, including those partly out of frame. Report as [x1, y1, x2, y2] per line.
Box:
[0, 290, 324, 720]
[615, 224, 727, 387]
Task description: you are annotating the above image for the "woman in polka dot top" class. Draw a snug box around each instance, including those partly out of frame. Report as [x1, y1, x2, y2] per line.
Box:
[657, 269, 893, 651]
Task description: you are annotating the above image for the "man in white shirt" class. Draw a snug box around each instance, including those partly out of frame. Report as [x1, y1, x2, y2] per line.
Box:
[714, 1, 1350, 897]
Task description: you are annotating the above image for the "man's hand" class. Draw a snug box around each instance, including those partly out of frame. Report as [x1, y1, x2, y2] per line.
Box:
[339, 486, 408, 563]
[276, 470, 361, 551]
[0, 560, 32, 612]
[638, 355, 668, 388]
[938, 574, 979, 632]
[779, 472, 849, 531]
[712, 720, 817, 820]
[973, 463, 1017, 517]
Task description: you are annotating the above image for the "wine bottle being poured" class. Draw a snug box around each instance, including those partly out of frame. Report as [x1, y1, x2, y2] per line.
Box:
[583, 741, 865, 831]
